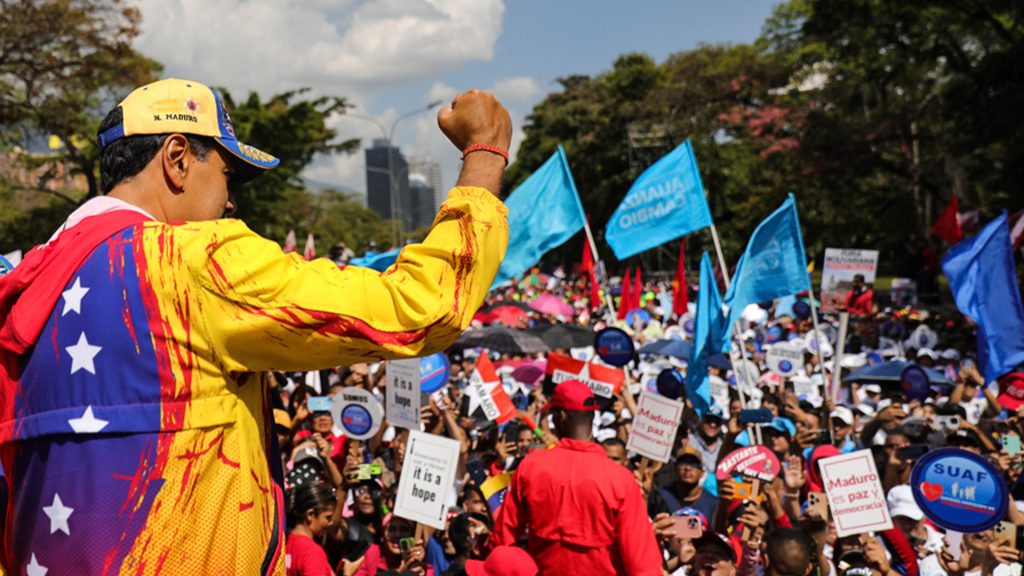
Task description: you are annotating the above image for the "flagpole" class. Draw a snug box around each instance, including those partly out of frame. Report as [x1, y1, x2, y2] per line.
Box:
[805, 282, 835, 441]
[710, 222, 761, 445]
[582, 217, 619, 321]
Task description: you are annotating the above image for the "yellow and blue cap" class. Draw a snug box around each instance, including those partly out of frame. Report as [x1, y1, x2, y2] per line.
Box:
[97, 78, 279, 182]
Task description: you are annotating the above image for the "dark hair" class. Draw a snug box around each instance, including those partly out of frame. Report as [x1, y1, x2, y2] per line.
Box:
[764, 528, 816, 576]
[601, 437, 626, 450]
[285, 480, 336, 530]
[448, 512, 491, 556]
[692, 534, 736, 569]
[98, 105, 215, 193]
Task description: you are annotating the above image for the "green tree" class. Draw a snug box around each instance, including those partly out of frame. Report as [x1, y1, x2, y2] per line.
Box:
[0, 0, 161, 200]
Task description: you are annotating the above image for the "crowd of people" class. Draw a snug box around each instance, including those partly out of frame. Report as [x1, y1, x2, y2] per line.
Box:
[276, 268, 1024, 576]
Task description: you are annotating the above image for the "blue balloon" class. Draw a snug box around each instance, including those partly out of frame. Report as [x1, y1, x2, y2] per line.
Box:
[656, 368, 684, 400]
[420, 353, 450, 394]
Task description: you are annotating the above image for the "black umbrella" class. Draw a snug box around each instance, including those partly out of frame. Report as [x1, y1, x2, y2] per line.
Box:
[527, 324, 595, 350]
[454, 326, 551, 355]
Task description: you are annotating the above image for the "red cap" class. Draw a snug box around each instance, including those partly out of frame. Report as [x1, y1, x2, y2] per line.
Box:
[465, 546, 538, 576]
[997, 371, 1024, 410]
[542, 379, 598, 412]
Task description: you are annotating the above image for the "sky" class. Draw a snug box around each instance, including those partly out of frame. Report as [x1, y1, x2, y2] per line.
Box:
[134, 0, 778, 199]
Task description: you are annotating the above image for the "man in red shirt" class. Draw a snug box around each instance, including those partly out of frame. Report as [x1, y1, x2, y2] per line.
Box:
[490, 380, 662, 575]
[842, 274, 874, 316]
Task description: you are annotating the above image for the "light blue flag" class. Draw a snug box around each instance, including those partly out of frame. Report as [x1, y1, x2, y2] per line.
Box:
[686, 252, 729, 417]
[492, 145, 586, 287]
[605, 140, 713, 259]
[942, 213, 1024, 382]
[349, 248, 401, 272]
[722, 194, 811, 335]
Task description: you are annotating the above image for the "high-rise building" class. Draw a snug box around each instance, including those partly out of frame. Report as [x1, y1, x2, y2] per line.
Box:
[407, 157, 444, 231]
[365, 139, 410, 226]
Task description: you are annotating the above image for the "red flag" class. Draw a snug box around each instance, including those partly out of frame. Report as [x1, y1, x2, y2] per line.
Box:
[303, 233, 316, 261]
[673, 239, 689, 316]
[581, 236, 601, 309]
[282, 229, 297, 254]
[930, 196, 963, 244]
[632, 266, 643, 311]
[468, 354, 517, 424]
[545, 353, 624, 398]
[617, 268, 632, 320]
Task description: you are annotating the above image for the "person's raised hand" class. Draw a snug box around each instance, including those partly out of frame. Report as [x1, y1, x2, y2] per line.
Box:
[937, 543, 970, 576]
[862, 536, 891, 574]
[437, 90, 512, 154]
[651, 512, 675, 541]
[783, 455, 806, 492]
[990, 543, 1021, 566]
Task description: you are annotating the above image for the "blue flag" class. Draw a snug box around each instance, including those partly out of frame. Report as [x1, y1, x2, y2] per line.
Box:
[349, 248, 400, 272]
[686, 252, 729, 417]
[492, 145, 586, 287]
[723, 194, 811, 333]
[605, 140, 713, 259]
[942, 213, 1024, 382]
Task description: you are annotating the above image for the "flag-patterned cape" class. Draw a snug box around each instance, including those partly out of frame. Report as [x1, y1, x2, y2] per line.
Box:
[0, 187, 507, 575]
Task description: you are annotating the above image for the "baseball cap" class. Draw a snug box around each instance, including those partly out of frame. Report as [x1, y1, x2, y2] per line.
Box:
[830, 407, 854, 426]
[98, 78, 279, 182]
[676, 447, 704, 468]
[542, 379, 598, 412]
[947, 429, 984, 449]
[997, 372, 1024, 410]
[917, 348, 938, 360]
[273, 409, 292, 431]
[886, 484, 924, 520]
[940, 349, 961, 361]
[465, 546, 539, 576]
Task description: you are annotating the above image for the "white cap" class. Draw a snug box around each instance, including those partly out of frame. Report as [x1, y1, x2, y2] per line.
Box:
[940, 348, 961, 361]
[841, 355, 867, 370]
[862, 384, 882, 395]
[887, 485, 924, 521]
[917, 348, 938, 360]
[853, 403, 876, 417]
[830, 406, 854, 425]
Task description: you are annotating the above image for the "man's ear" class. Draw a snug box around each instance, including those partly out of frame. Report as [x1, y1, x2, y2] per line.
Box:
[161, 134, 192, 193]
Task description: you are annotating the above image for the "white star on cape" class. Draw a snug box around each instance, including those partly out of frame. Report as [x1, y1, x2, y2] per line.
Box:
[68, 406, 108, 434]
[42, 493, 74, 535]
[27, 554, 47, 576]
[65, 332, 101, 375]
[60, 278, 89, 316]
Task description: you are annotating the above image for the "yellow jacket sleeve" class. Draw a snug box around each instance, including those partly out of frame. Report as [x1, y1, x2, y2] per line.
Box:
[188, 186, 508, 372]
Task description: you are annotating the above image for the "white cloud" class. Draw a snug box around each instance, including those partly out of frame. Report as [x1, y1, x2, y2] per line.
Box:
[491, 76, 541, 103]
[425, 81, 458, 105]
[135, 0, 505, 97]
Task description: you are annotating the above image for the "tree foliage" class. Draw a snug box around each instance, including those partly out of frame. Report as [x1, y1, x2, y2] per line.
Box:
[506, 0, 1024, 275]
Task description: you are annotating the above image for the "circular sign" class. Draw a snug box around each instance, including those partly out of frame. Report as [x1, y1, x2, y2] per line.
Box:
[0, 255, 13, 277]
[900, 365, 931, 401]
[910, 325, 939, 350]
[595, 327, 635, 367]
[656, 368, 684, 400]
[625, 309, 651, 327]
[881, 321, 905, 340]
[792, 300, 811, 320]
[330, 386, 383, 440]
[910, 448, 1008, 533]
[682, 319, 696, 335]
[779, 360, 793, 373]
[419, 353, 450, 394]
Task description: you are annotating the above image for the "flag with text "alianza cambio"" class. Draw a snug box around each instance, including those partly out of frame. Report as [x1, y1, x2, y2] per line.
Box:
[723, 193, 811, 333]
[942, 213, 1024, 382]
[491, 145, 586, 288]
[605, 140, 713, 260]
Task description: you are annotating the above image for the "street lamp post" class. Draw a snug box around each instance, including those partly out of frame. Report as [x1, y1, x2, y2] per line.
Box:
[347, 100, 443, 247]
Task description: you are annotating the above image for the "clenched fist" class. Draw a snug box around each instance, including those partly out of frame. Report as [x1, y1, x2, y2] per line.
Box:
[438, 89, 512, 154]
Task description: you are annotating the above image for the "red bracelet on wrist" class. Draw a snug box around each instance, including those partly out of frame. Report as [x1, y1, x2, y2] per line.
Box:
[462, 143, 509, 165]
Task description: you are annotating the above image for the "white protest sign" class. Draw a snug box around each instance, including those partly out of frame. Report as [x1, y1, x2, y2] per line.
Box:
[767, 342, 804, 377]
[627, 391, 684, 463]
[821, 248, 879, 312]
[330, 387, 384, 440]
[818, 449, 892, 537]
[710, 375, 730, 417]
[386, 358, 422, 430]
[394, 430, 461, 529]
[791, 375, 817, 398]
